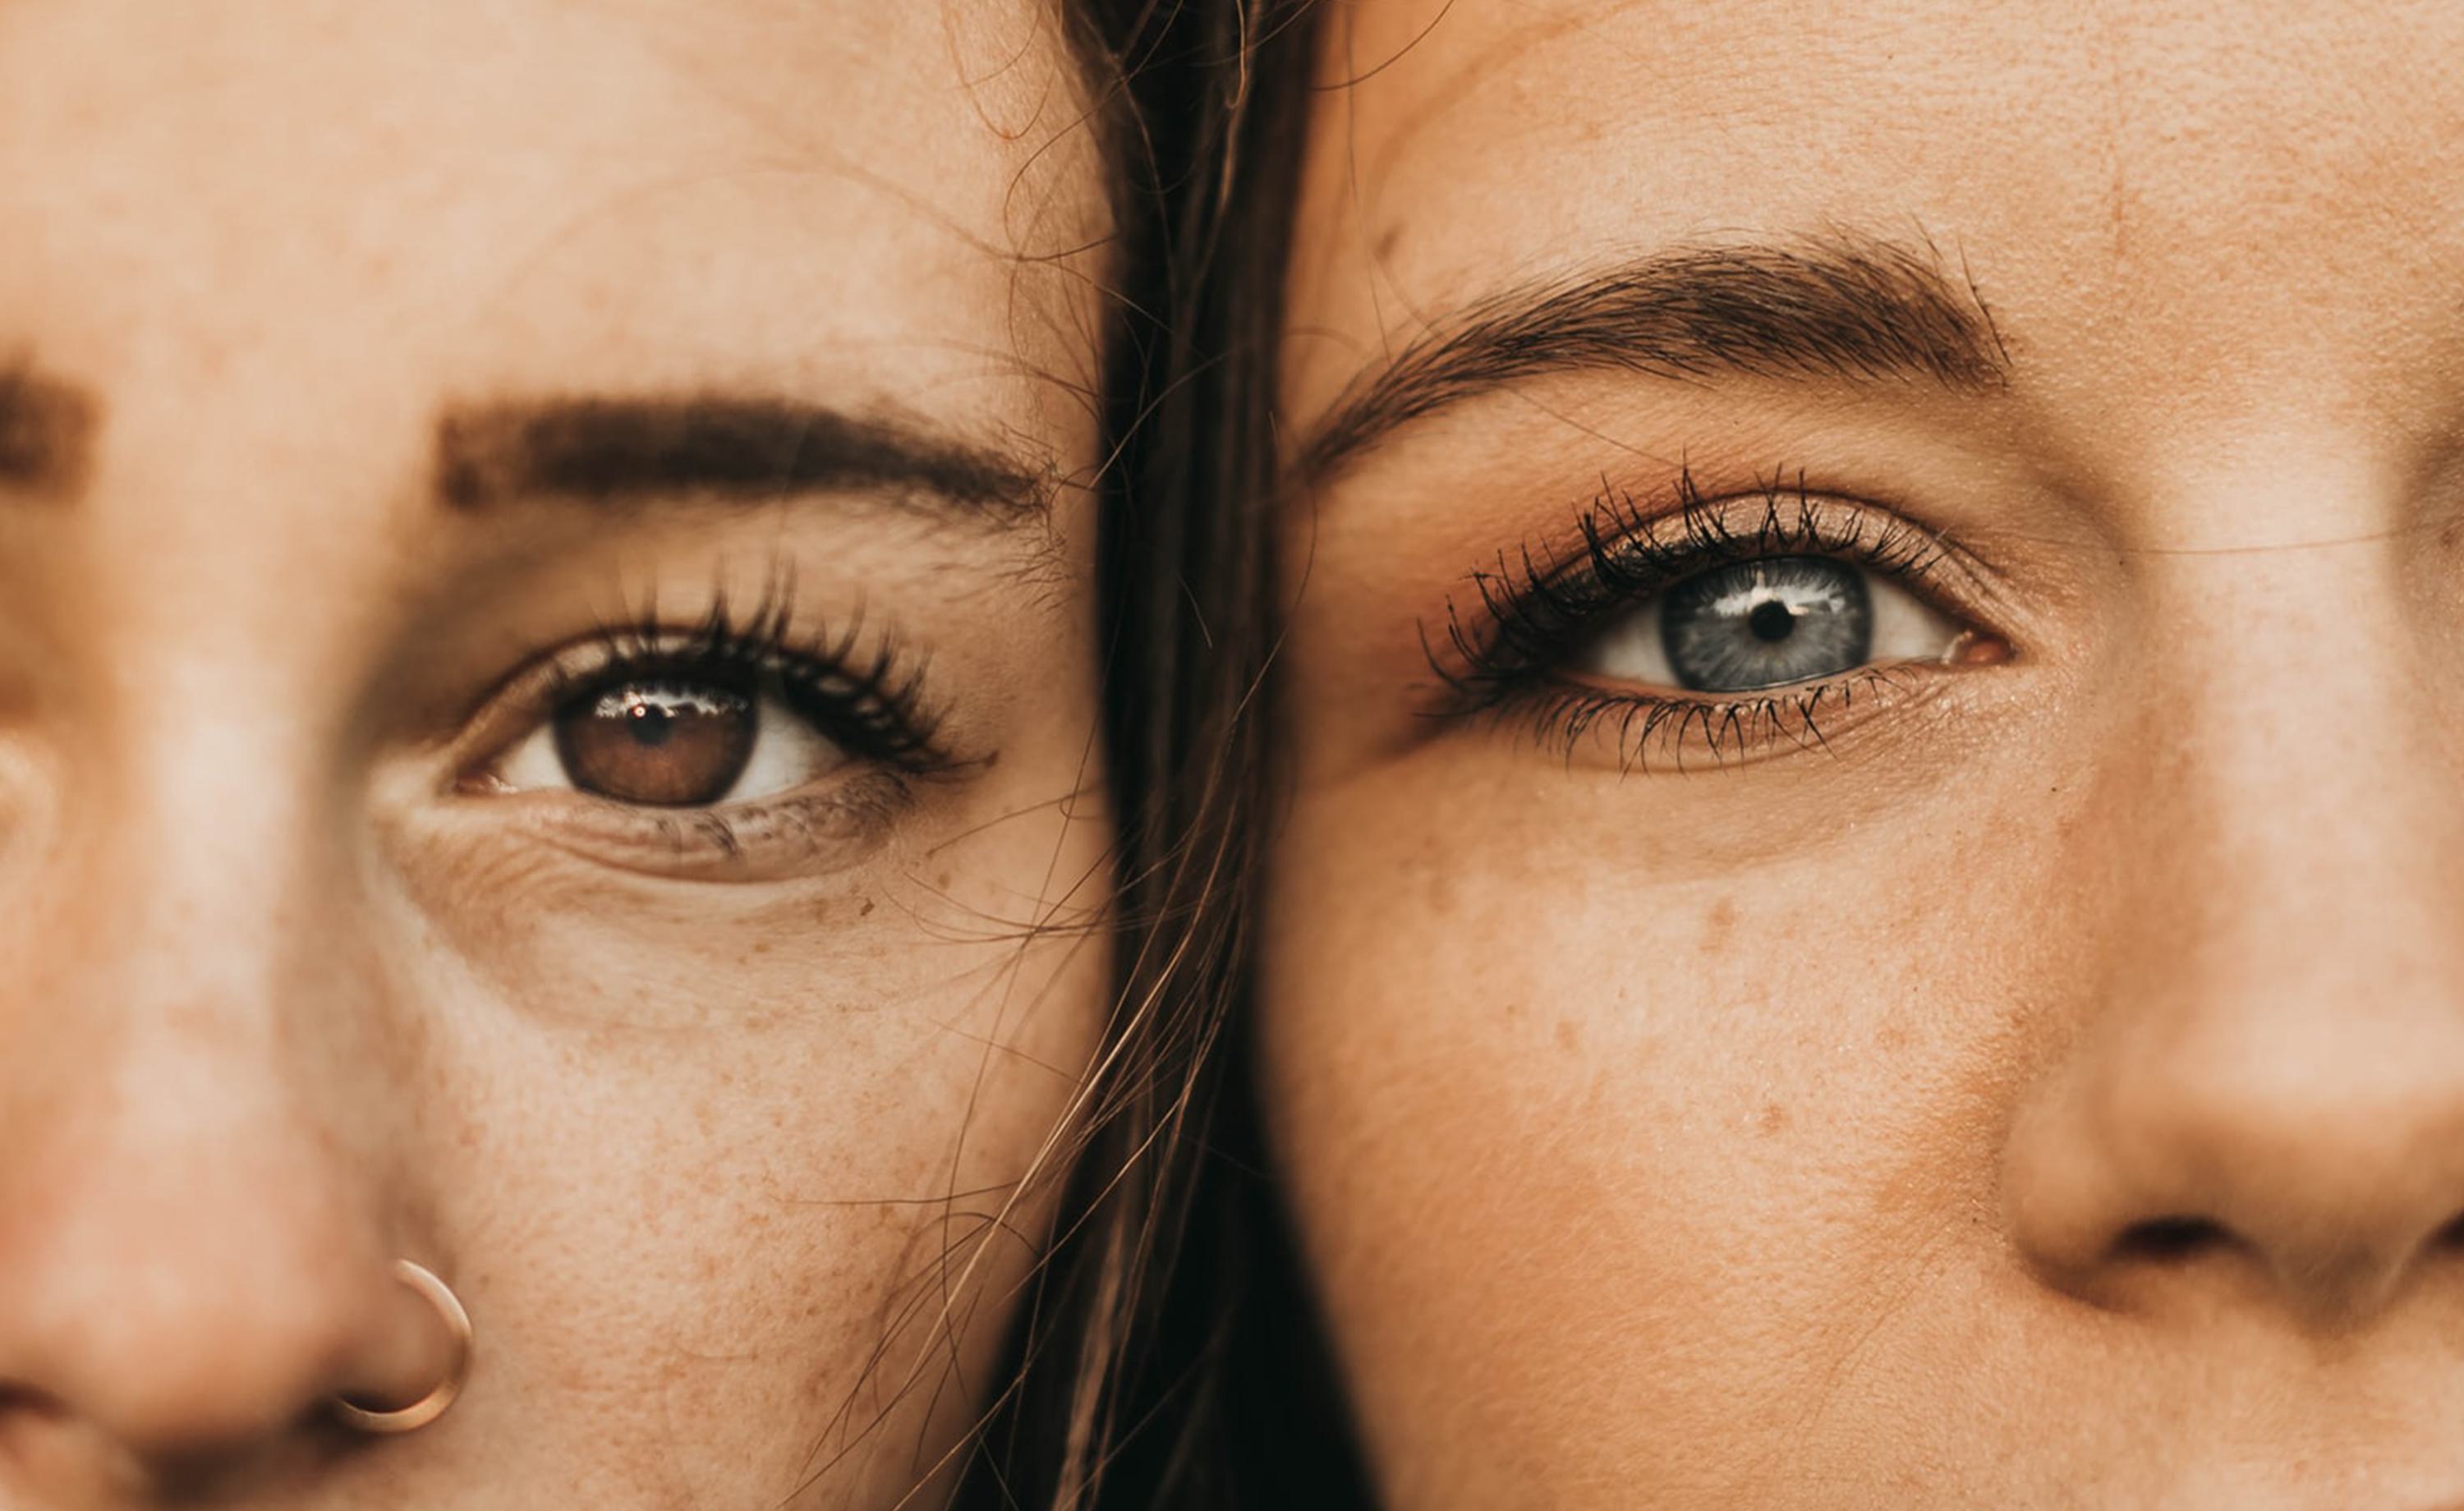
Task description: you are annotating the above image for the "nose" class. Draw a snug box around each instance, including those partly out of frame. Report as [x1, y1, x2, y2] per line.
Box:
[2002, 548, 2464, 1326]
[0, 750, 451, 1482]
[2003, 980, 2464, 1320]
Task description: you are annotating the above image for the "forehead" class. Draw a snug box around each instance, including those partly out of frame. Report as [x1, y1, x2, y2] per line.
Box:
[0, 0, 1107, 436]
[1287, 0, 2464, 438]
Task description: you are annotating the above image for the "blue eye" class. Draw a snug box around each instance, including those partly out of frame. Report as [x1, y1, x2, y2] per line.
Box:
[1579, 554, 1965, 695]
[1662, 557, 1870, 691]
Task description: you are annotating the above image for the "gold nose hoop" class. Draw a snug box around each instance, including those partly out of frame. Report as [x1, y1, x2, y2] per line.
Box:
[330, 1260, 473, 1435]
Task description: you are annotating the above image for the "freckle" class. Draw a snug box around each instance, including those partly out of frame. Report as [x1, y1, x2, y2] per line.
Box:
[1702, 898, 1737, 954]
[859, 898, 876, 918]
[1501, 1000, 1526, 1023]
[1554, 1018, 1578, 1051]
[1372, 224, 1403, 259]
[1759, 1101, 1789, 1136]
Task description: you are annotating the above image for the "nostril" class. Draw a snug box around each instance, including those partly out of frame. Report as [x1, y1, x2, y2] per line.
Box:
[2114, 1215, 2235, 1263]
[0, 1380, 67, 1420]
[2434, 1213, 2464, 1251]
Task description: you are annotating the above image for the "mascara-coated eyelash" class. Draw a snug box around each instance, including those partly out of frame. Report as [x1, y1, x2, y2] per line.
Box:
[1427, 469, 2005, 769]
[458, 579, 956, 882]
[531, 586, 955, 780]
[453, 580, 959, 880]
[439, 572, 976, 877]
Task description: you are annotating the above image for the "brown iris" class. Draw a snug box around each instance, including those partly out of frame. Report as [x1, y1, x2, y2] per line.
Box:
[553, 680, 756, 806]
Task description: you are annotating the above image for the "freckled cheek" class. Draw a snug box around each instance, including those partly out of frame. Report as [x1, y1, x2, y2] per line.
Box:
[437, 1045, 1061, 1498]
[393, 864, 1113, 1495]
[394, 864, 903, 1031]
[1257, 781, 2088, 1457]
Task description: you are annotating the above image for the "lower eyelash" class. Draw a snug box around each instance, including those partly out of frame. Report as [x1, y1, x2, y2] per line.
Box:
[549, 774, 916, 877]
[1500, 666, 1925, 774]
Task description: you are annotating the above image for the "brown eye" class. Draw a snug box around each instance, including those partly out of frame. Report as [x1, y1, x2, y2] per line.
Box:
[551, 681, 756, 806]
[485, 657, 853, 809]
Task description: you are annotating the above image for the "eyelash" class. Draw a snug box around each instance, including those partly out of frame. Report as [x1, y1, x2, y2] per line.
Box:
[1428, 468, 1976, 769]
[536, 581, 956, 783]
[589, 590, 939, 755]
[453, 576, 958, 875]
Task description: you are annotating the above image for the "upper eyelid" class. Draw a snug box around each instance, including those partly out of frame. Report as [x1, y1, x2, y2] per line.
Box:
[1424, 479, 1984, 707]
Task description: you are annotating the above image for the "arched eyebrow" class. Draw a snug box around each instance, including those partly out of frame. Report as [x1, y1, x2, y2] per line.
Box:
[0, 366, 98, 497]
[434, 394, 1054, 526]
[1299, 234, 2011, 482]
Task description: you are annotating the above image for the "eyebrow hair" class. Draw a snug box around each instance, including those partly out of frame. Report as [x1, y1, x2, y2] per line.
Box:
[434, 394, 1053, 524]
[0, 365, 98, 496]
[1299, 235, 2012, 480]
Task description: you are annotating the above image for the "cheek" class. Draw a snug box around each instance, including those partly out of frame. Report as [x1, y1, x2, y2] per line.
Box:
[1256, 765, 2099, 1504]
[383, 780, 1112, 1501]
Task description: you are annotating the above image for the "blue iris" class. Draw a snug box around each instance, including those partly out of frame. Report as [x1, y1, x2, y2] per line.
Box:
[1659, 556, 1872, 692]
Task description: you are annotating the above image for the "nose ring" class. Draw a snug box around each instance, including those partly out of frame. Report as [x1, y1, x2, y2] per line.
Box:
[331, 1260, 473, 1435]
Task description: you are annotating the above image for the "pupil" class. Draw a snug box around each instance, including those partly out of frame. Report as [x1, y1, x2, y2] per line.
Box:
[1748, 599, 1796, 642]
[627, 701, 675, 746]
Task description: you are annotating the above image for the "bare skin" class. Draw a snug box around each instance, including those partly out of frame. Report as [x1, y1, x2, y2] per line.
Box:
[0, 2, 1112, 1507]
[1265, 2, 2464, 1507]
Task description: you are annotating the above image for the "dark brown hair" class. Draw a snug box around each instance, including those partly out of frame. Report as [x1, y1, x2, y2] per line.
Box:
[951, 2, 1380, 1507]
[917, 2, 1368, 1507]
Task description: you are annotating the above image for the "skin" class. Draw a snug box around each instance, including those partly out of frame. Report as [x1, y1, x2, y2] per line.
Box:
[0, 2, 1113, 1508]
[1265, 2, 2464, 1507]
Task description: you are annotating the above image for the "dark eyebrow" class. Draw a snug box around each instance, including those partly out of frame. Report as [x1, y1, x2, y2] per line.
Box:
[434, 394, 1052, 524]
[1300, 235, 2012, 480]
[0, 365, 98, 497]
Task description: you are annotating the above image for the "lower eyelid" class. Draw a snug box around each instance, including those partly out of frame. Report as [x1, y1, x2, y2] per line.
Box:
[1537, 666, 1936, 773]
[483, 769, 913, 883]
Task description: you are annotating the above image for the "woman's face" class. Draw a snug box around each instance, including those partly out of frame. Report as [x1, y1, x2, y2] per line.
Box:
[0, 2, 1111, 1506]
[1266, 2, 2464, 1505]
